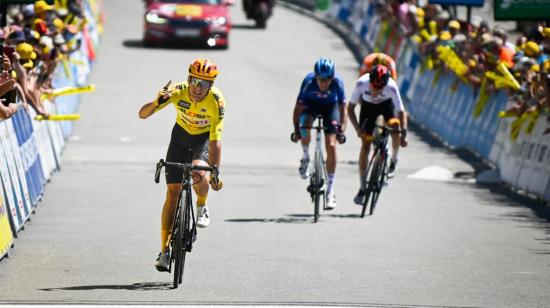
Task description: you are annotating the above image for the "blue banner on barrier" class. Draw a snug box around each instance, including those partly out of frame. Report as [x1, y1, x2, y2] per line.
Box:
[403, 58, 507, 162]
[0, 122, 29, 229]
[337, 0, 355, 22]
[11, 110, 45, 207]
[0, 138, 22, 233]
[52, 64, 78, 139]
[359, 1, 376, 38]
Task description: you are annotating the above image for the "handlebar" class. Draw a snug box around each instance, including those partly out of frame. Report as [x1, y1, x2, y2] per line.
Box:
[290, 132, 299, 143]
[336, 133, 346, 144]
[154, 159, 164, 183]
[375, 124, 402, 134]
[290, 131, 346, 143]
[154, 159, 219, 184]
[291, 115, 346, 143]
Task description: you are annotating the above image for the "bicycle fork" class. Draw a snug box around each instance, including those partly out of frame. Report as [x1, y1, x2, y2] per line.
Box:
[308, 128, 327, 199]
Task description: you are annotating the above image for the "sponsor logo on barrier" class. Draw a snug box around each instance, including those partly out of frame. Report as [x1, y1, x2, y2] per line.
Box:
[0, 194, 14, 258]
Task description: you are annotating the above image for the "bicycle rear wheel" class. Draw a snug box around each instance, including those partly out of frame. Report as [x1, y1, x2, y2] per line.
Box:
[369, 154, 385, 216]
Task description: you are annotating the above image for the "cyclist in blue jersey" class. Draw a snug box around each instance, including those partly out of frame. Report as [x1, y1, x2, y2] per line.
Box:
[291, 58, 347, 210]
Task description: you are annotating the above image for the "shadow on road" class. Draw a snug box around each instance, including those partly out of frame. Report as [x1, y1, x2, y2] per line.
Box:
[225, 217, 310, 223]
[287, 213, 362, 219]
[39, 282, 173, 291]
[122, 39, 226, 50]
[231, 23, 259, 30]
[408, 120, 550, 254]
[474, 183, 550, 255]
[225, 213, 361, 223]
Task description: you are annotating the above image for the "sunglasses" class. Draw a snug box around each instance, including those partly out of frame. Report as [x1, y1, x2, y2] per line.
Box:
[189, 76, 212, 89]
[316, 77, 333, 82]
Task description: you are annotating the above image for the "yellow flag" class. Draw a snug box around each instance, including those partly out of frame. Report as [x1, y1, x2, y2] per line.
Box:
[35, 114, 81, 121]
[41, 84, 96, 101]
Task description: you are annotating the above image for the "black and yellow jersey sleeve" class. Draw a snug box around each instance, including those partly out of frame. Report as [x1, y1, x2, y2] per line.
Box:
[154, 81, 225, 141]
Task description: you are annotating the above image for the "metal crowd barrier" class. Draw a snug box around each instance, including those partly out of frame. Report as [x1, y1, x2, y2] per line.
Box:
[0, 0, 102, 260]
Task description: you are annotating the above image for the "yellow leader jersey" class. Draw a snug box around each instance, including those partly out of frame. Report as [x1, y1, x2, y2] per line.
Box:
[155, 81, 225, 141]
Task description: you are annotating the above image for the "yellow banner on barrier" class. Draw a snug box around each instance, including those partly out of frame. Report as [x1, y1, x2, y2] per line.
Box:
[525, 110, 539, 135]
[498, 110, 517, 118]
[34, 114, 81, 121]
[510, 112, 531, 141]
[41, 84, 96, 101]
[473, 78, 491, 118]
[0, 195, 14, 258]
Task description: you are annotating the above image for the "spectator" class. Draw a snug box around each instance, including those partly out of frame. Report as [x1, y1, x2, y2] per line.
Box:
[1, 53, 18, 120]
[525, 41, 548, 65]
[493, 27, 515, 51]
[448, 20, 460, 37]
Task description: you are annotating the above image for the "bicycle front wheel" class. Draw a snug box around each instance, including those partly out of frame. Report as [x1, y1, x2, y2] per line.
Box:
[313, 150, 323, 223]
[172, 191, 187, 289]
[361, 152, 377, 218]
[369, 155, 385, 216]
[172, 195, 185, 288]
[179, 190, 192, 284]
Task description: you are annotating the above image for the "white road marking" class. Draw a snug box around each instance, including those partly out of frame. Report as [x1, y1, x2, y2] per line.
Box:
[119, 137, 132, 143]
[408, 165, 453, 182]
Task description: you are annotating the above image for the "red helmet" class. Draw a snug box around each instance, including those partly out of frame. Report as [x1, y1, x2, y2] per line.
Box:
[369, 64, 390, 89]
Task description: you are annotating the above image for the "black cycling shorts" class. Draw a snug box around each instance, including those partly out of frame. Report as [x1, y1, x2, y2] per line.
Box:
[300, 104, 340, 135]
[165, 124, 209, 184]
[359, 99, 396, 135]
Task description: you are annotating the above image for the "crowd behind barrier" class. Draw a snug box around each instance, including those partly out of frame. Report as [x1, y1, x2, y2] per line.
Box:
[0, 0, 102, 260]
[281, 0, 550, 202]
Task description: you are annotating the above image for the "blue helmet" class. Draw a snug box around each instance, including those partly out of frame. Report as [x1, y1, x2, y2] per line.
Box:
[314, 57, 335, 78]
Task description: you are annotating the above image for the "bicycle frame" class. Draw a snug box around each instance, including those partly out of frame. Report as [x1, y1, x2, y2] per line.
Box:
[303, 115, 328, 222]
[154, 159, 217, 288]
[361, 124, 400, 217]
[169, 167, 196, 265]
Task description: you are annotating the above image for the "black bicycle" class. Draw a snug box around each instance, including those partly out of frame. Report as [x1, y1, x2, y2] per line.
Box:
[154, 159, 219, 288]
[291, 115, 345, 223]
[361, 124, 401, 217]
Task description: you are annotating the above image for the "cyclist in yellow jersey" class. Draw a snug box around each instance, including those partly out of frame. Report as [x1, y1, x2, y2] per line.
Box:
[138, 58, 224, 272]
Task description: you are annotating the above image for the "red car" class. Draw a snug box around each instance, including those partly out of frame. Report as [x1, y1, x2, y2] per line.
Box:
[143, 0, 233, 48]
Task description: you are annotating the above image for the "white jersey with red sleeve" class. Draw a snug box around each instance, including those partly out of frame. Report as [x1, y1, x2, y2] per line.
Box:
[349, 74, 405, 112]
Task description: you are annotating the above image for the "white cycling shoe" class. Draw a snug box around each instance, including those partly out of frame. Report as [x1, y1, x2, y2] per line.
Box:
[326, 194, 337, 210]
[387, 159, 398, 178]
[354, 189, 366, 205]
[155, 251, 170, 272]
[197, 205, 210, 228]
[299, 158, 310, 179]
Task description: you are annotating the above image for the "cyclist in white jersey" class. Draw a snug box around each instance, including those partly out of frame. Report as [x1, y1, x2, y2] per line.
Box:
[347, 65, 408, 205]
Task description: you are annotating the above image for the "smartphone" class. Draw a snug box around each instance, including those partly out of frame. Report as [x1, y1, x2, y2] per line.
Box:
[3, 45, 15, 62]
[49, 47, 58, 61]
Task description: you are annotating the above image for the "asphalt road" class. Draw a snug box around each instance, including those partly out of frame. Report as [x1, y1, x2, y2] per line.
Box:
[1, 1, 549, 307]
